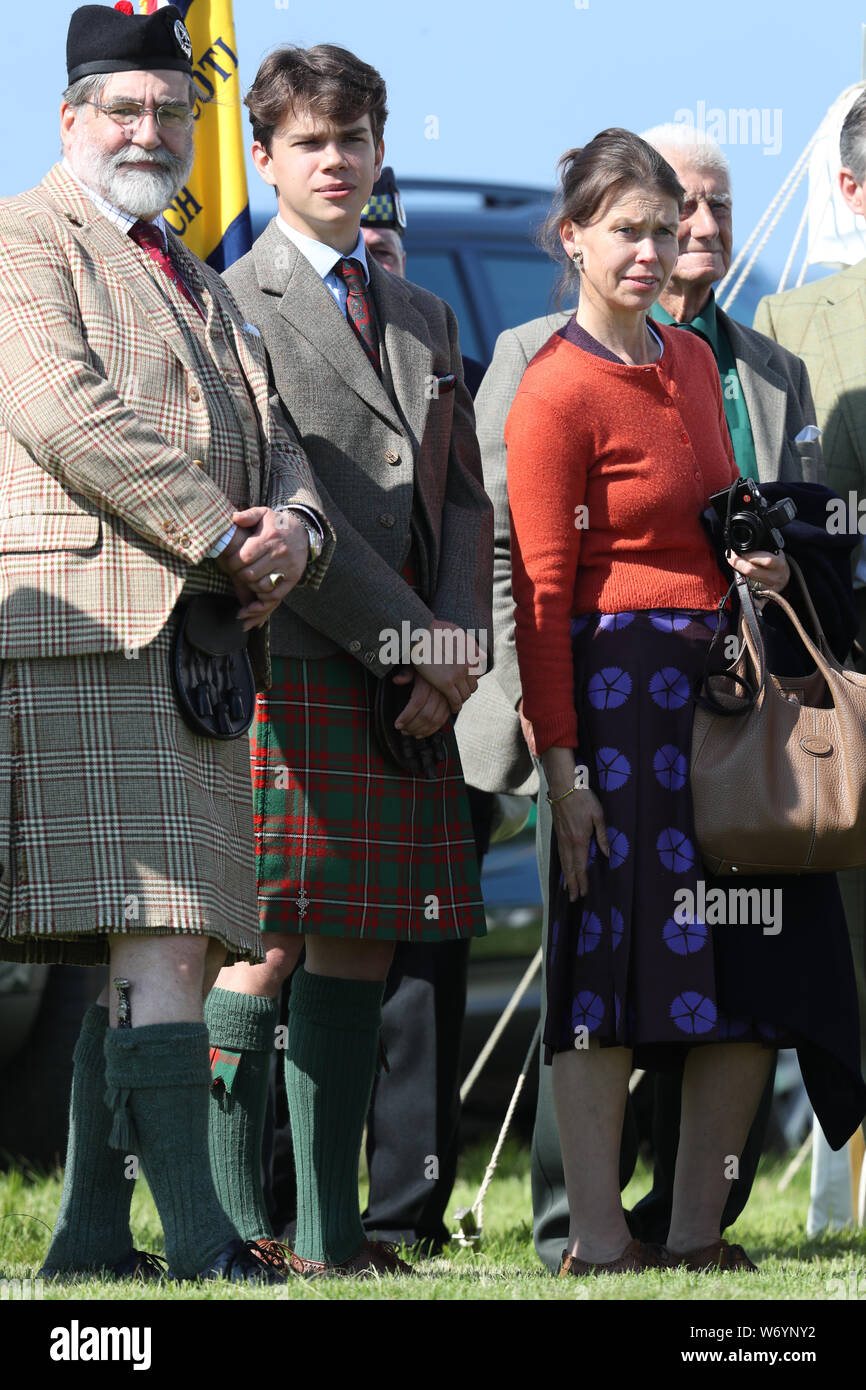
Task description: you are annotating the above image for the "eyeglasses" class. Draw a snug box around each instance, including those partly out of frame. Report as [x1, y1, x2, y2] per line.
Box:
[85, 100, 194, 131]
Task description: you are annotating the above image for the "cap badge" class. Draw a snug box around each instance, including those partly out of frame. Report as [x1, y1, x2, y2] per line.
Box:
[174, 19, 193, 60]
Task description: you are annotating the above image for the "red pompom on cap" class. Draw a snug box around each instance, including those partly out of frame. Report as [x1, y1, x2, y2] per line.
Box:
[114, 2, 135, 14]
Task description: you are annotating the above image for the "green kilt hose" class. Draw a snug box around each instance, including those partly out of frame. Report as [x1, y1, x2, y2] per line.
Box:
[254, 653, 487, 942]
[0, 619, 261, 967]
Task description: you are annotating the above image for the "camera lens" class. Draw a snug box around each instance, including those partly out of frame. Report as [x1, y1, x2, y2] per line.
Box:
[728, 514, 761, 553]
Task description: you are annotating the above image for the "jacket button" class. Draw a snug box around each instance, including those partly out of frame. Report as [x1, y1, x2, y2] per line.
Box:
[384, 449, 400, 465]
[180, 534, 191, 547]
[192, 458, 204, 467]
[348, 640, 361, 653]
[188, 386, 201, 402]
[379, 513, 395, 528]
[162, 520, 178, 534]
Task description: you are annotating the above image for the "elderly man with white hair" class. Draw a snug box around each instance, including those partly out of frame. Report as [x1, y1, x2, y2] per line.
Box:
[642, 123, 824, 486]
[467, 122, 826, 1272]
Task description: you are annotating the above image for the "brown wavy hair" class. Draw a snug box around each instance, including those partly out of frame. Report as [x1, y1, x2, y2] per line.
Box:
[244, 44, 388, 152]
[540, 127, 684, 309]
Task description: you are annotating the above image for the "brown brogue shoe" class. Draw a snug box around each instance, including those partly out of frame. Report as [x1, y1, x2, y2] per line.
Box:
[664, 1238, 758, 1272]
[289, 1238, 414, 1278]
[252, 1239, 293, 1276]
[558, 1239, 664, 1276]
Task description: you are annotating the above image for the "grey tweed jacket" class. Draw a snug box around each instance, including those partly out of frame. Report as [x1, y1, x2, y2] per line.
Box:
[223, 221, 492, 674]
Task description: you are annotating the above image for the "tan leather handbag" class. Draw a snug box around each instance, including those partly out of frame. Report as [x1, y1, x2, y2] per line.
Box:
[690, 561, 866, 874]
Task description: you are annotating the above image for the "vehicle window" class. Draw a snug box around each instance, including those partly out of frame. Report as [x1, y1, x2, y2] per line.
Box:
[480, 252, 560, 331]
[403, 251, 483, 361]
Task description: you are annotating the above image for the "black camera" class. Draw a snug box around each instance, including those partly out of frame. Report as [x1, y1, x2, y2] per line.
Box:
[709, 477, 797, 555]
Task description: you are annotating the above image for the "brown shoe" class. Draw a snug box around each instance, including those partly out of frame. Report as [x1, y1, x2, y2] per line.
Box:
[664, 1238, 758, 1272]
[251, 1239, 293, 1276]
[289, 1238, 415, 1278]
[558, 1239, 665, 1277]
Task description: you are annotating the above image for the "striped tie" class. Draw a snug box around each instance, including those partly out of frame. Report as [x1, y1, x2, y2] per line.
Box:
[335, 257, 381, 375]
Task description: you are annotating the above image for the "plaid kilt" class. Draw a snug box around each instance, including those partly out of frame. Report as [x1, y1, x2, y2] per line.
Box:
[254, 654, 487, 941]
[0, 621, 261, 967]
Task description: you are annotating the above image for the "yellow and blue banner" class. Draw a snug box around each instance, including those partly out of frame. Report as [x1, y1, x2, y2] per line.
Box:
[140, 0, 252, 270]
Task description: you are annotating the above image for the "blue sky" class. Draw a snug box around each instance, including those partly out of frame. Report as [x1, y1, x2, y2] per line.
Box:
[5, 0, 866, 295]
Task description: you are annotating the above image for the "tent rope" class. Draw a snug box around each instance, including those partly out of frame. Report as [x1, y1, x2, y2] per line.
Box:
[720, 146, 814, 310]
[459, 946, 542, 1104]
[716, 132, 817, 306]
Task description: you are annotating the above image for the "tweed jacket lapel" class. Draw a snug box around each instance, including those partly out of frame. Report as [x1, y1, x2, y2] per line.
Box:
[40, 165, 203, 378]
[252, 219, 403, 433]
[368, 259, 435, 455]
[813, 266, 866, 464]
[717, 307, 787, 482]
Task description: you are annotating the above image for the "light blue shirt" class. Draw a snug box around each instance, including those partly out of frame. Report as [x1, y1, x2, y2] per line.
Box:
[275, 216, 371, 314]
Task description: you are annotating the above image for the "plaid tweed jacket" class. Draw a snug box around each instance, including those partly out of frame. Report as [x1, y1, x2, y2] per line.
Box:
[223, 222, 492, 675]
[0, 164, 331, 669]
[754, 261, 866, 502]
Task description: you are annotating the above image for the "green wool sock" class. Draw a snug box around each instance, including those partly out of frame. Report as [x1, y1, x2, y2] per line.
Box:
[204, 988, 277, 1242]
[42, 1005, 135, 1273]
[286, 970, 385, 1265]
[103, 1021, 238, 1280]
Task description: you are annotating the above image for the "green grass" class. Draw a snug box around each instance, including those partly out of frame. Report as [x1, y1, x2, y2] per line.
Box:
[2, 1139, 865, 1300]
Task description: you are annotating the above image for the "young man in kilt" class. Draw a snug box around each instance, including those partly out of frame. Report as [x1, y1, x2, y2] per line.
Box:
[0, 4, 332, 1283]
[211, 43, 493, 1276]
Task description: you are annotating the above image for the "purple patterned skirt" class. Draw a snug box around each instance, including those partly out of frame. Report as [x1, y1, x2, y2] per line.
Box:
[544, 608, 793, 1064]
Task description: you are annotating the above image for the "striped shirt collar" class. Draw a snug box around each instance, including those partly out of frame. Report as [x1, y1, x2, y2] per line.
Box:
[62, 158, 169, 246]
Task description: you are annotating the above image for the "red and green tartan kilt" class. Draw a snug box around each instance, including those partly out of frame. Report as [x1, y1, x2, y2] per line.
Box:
[253, 654, 487, 941]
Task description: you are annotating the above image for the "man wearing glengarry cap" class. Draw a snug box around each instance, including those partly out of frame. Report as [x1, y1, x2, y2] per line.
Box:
[0, 1, 331, 1284]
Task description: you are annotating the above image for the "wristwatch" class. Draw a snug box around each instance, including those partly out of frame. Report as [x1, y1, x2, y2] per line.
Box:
[302, 521, 323, 566]
[274, 505, 323, 582]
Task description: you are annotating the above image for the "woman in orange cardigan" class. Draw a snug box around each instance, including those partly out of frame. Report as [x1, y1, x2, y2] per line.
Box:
[507, 129, 791, 1276]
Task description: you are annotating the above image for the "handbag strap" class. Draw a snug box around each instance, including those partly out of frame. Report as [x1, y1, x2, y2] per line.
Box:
[695, 577, 763, 717]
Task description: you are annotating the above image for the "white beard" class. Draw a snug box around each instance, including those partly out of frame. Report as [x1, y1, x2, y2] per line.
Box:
[72, 140, 195, 220]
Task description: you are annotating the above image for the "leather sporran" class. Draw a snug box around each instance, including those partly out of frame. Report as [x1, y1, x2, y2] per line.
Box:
[372, 670, 448, 779]
[170, 593, 256, 740]
[690, 560, 866, 874]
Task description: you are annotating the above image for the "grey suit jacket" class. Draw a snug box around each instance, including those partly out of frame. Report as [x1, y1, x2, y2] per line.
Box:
[455, 312, 570, 795]
[716, 305, 825, 485]
[455, 303, 824, 795]
[224, 220, 492, 672]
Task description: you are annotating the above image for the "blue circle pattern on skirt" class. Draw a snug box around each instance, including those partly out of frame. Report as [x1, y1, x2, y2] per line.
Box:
[544, 608, 790, 1062]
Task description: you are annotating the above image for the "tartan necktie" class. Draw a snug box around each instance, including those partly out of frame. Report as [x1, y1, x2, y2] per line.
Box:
[335, 257, 381, 375]
[129, 219, 204, 319]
